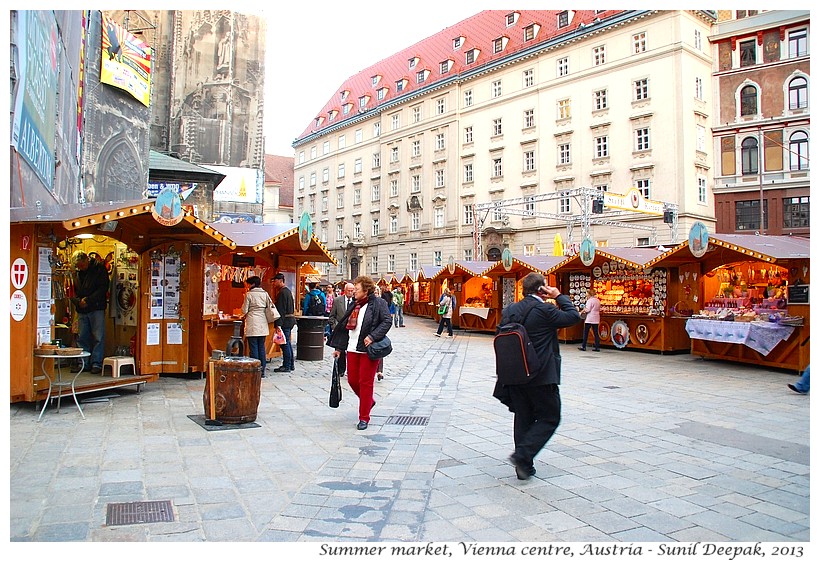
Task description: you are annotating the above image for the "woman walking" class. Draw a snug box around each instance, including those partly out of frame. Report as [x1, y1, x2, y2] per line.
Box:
[327, 276, 392, 430]
[241, 276, 276, 375]
[435, 287, 454, 337]
[578, 287, 601, 352]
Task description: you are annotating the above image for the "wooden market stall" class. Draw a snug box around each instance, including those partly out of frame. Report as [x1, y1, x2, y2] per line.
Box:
[476, 255, 565, 333]
[9, 201, 238, 405]
[429, 261, 497, 330]
[197, 222, 337, 369]
[643, 234, 810, 373]
[404, 265, 443, 319]
[541, 247, 695, 353]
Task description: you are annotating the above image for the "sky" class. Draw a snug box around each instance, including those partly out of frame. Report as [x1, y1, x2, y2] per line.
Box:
[258, 3, 491, 156]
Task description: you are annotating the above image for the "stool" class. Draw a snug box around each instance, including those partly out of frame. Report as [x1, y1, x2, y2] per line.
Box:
[102, 356, 136, 378]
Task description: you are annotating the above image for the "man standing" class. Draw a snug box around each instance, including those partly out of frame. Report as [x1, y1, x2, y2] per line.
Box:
[71, 252, 110, 374]
[272, 273, 296, 372]
[392, 287, 405, 327]
[328, 282, 355, 376]
[302, 281, 326, 316]
[495, 272, 580, 480]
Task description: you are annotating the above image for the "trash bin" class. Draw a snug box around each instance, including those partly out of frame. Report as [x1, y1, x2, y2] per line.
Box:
[203, 357, 262, 423]
[296, 315, 327, 361]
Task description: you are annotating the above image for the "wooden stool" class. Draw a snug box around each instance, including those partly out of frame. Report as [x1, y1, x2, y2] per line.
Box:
[102, 356, 136, 378]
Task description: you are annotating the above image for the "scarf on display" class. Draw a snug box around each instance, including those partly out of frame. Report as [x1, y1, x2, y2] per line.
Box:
[345, 295, 370, 330]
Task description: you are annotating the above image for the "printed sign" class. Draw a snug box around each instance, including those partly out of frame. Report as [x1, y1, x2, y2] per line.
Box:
[10, 290, 28, 321]
[688, 221, 709, 259]
[11, 258, 29, 289]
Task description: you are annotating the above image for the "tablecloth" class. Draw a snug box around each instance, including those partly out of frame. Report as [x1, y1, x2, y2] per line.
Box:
[459, 307, 491, 320]
[685, 319, 794, 356]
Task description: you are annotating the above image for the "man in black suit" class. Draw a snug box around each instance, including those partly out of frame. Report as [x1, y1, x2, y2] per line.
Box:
[495, 272, 580, 480]
[327, 282, 355, 376]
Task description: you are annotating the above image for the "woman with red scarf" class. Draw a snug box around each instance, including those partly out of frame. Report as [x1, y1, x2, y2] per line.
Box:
[327, 275, 392, 430]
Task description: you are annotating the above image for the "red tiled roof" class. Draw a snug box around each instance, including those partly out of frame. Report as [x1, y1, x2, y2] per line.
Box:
[264, 154, 294, 207]
[296, 10, 625, 141]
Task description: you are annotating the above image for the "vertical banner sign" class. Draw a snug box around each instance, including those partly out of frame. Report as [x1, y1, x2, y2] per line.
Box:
[11, 11, 59, 191]
[100, 15, 152, 107]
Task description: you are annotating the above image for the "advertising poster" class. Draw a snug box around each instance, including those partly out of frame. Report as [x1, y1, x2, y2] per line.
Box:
[100, 15, 152, 107]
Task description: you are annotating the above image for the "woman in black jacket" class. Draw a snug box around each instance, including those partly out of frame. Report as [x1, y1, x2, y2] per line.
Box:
[327, 275, 392, 430]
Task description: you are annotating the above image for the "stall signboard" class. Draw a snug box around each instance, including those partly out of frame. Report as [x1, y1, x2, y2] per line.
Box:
[602, 188, 664, 215]
[788, 285, 809, 304]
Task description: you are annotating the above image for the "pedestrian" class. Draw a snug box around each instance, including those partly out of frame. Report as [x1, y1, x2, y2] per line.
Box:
[327, 275, 392, 430]
[494, 272, 581, 480]
[323, 285, 335, 339]
[328, 282, 355, 376]
[70, 251, 110, 374]
[392, 286, 405, 327]
[435, 287, 454, 337]
[577, 287, 601, 352]
[788, 364, 810, 394]
[241, 276, 274, 376]
[272, 272, 296, 372]
[302, 281, 326, 316]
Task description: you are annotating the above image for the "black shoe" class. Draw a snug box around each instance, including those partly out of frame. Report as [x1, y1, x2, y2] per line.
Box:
[592, 348, 600, 352]
[578, 346, 586, 351]
[90, 366, 102, 374]
[273, 366, 290, 373]
[377, 373, 383, 381]
[788, 384, 808, 395]
[509, 453, 534, 481]
[357, 421, 368, 430]
[70, 364, 83, 373]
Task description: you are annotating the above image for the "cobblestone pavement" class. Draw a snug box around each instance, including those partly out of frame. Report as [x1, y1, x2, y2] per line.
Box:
[9, 315, 809, 546]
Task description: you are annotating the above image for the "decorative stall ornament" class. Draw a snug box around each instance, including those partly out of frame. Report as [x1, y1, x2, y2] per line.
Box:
[635, 324, 649, 344]
[611, 320, 630, 349]
[501, 248, 513, 271]
[152, 187, 184, 226]
[298, 211, 313, 251]
[447, 255, 456, 275]
[688, 221, 709, 259]
[580, 237, 595, 267]
[599, 321, 610, 341]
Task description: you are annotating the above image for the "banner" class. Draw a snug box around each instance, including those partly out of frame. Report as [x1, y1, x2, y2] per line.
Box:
[207, 165, 264, 204]
[100, 15, 152, 107]
[603, 188, 664, 216]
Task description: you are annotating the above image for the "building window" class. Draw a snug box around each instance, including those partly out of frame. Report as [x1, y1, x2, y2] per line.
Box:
[337, 163, 345, 178]
[353, 187, 361, 205]
[789, 77, 808, 109]
[434, 207, 445, 228]
[413, 106, 421, 123]
[372, 218, 380, 237]
[492, 157, 503, 178]
[789, 29, 808, 58]
[372, 152, 381, 168]
[698, 176, 707, 204]
[437, 98, 446, 114]
[557, 57, 569, 77]
[389, 215, 398, 233]
[337, 223, 344, 241]
[632, 32, 646, 54]
[410, 252, 418, 270]
[557, 11, 569, 28]
[371, 255, 378, 273]
[735, 200, 767, 231]
[558, 143, 571, 165]
[740, 85, 757, 116]
[524, 196, 535, 215]
[354, 158, 362, 174]
[557, 99, 571, 120]
[739, 39, 756, 67]
[695, 77, 704, 100]
[321, 194, 328, 213]
[524, 150, 536, 171]
[492, 118, 503, 136]
[435, 133, 445, 151]
[593, 45, 606, 66]
[694, 29, 703, 51]
[387, 254, 395, 272]
[310, 172, 316, 187]
[354, 221, 362, 239]
[411, 212, 420, 231]
[559, 196, 571, 214]
[524, 108, 535, 128]
[390, 146, 399, 163]
[505, 12, 517, 26]
[636, 179, 650, 199]
[635, 128, 650, 151]
[435, 169, 445, 188]
[411, 175, 421, 193]
[391, 114, 400, 130]
[464, 126, 473, 144]
[464, 204, 474, 225]
[323, 141, 330, 154]
[524, 24, 536, 42]
[412, 139, 421, 157]
[523, 68, 534, 88]
[373, 122, 381, 137]
[417, 70, 426, 83]
[299, 176, 305, 191]
[466, 50, 475, 64]
[337, 190, 344, 208]
[741, 137, 759, 175]
[493, 37, 504, 54]
[594, 136, 608, 158]
[464, 248, 473, 261]
[634, 78, 649, 101]
[322, 168, 329, 183]
[371, 184, 380, 202]
[453, 37, 463, 50]
[783, 196, 809, 228]
[464, 163, 473, 183]
[390, 178, 398, 197]
[440, 60, 450, 74]
[338, 135, 346, 149]
[594, 89, 608, 110]
[492, 80, 502, 98]
[464, 90, 473, 107]
[298, 151, 305, 164]
[789, 131, 809, 170]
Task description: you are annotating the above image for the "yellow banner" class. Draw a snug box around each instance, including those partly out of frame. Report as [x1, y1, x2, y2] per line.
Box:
[603, 188, 664, 215]
[100, 15, 152, 107]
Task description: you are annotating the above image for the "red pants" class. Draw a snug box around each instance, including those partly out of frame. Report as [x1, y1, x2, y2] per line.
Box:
[345, 351, 379, 422]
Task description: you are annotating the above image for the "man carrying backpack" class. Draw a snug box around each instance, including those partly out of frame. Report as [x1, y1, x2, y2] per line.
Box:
[494, 272, 580, 480]
[302, 281, 326, 316]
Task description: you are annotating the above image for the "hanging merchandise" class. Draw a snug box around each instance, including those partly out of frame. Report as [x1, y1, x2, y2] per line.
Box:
[114, 247, 139, 326]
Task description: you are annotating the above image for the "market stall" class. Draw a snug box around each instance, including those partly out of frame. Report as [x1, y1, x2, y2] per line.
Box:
[542, 247, 692, 352]
[429, 260, 496, 330]
[644, 234, 809, 372]
[404, 265, 442, 319]
[476, 255, 565, 333]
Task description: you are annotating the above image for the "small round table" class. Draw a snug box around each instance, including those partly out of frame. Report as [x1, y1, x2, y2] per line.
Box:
[34, 351, 90, 420]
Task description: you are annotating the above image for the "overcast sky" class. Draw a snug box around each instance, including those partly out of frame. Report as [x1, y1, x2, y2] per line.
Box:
[259, 4, 490, 156]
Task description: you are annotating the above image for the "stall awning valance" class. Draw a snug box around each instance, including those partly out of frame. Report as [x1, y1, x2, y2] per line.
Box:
[645, 234, 810, 269]
[430, 260, 497, 280]
[207, 222, 337, 264]
[544, 247, 661, 275]
[481, 255, 567, 277]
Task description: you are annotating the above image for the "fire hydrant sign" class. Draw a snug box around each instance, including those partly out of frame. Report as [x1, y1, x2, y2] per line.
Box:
[10, 289, 28, 321]
[11, 258, 29, 289]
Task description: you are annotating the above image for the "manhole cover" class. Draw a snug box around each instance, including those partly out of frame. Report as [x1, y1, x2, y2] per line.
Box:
[386, 415, 429, 426]
[106, 500, 174, 526]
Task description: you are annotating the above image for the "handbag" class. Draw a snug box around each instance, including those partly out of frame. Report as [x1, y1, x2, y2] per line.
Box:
[367, 335, 392, 360]
[437, 304, 448, 315]
[329, 357, 342, 408]
[272, 326, 286, 345]
[265, 300, 280, 324]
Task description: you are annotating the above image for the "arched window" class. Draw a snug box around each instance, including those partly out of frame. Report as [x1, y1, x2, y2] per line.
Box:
[789, 131, 809, 170]
[741, 137, 759, 175]
[789, 77, 808, 109]
[740, 85, 758, 116]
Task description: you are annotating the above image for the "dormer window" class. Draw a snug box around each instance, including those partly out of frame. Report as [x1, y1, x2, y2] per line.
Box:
[558, 11, 574, 28]
[342, 103, 353, 115]
[340, 90, 349, 101]
[328, 110, 338, 122]
[371, 75, 381, 86]
[453, 36, 464, 50]
[315, 116, 325, 127]
[395, 78, 407, 92]
[416, 69, 430, 83]
[493, 37, 509, 54]
[359, 96, 369, 108]
[524, 23, 540, 41]
[408, 56, 419, 69]
[440, 59, 453, 74]
[505, 12, 519, 26]
[377, 87, 387, 100]
[466, 48, 479, 64]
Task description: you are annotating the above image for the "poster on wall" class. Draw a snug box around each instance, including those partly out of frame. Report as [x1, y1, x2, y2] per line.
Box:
[149, 256, 164, 319]
[203, 260, 221, 316]
[163, 255, 181, 318]
[502, 277, 516, 309]
[100, 15, 152, 107]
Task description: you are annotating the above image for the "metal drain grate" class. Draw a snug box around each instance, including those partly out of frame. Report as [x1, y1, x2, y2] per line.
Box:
[106, 500, 174, 526]
[604, 385, 621, 389]
[386, 415, 429, 426]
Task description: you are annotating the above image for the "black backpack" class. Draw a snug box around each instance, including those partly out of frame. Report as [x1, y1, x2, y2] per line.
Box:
[493, 300, 541, 385]
[307, 292, 325, 316]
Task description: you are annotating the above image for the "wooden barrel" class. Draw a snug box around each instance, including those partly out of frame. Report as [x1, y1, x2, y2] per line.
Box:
[203, 357, 262, 423]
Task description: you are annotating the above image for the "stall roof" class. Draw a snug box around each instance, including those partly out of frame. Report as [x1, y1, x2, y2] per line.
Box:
[418, 265, 443, 280]
[10, 200, 236, 253]
[431, 260, 497, 280]
[645, 234, 810, 268]
[399, 270, 418, 283]
[543, 247, 662, 274]
[208, 222, 337, 264]
[482, 255, 567, 277]
[149, 150, 226, 185]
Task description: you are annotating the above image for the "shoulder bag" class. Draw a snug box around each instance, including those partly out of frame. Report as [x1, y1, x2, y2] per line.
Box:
[265, 298, 281, 324]
[367, 336, 392, 360]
